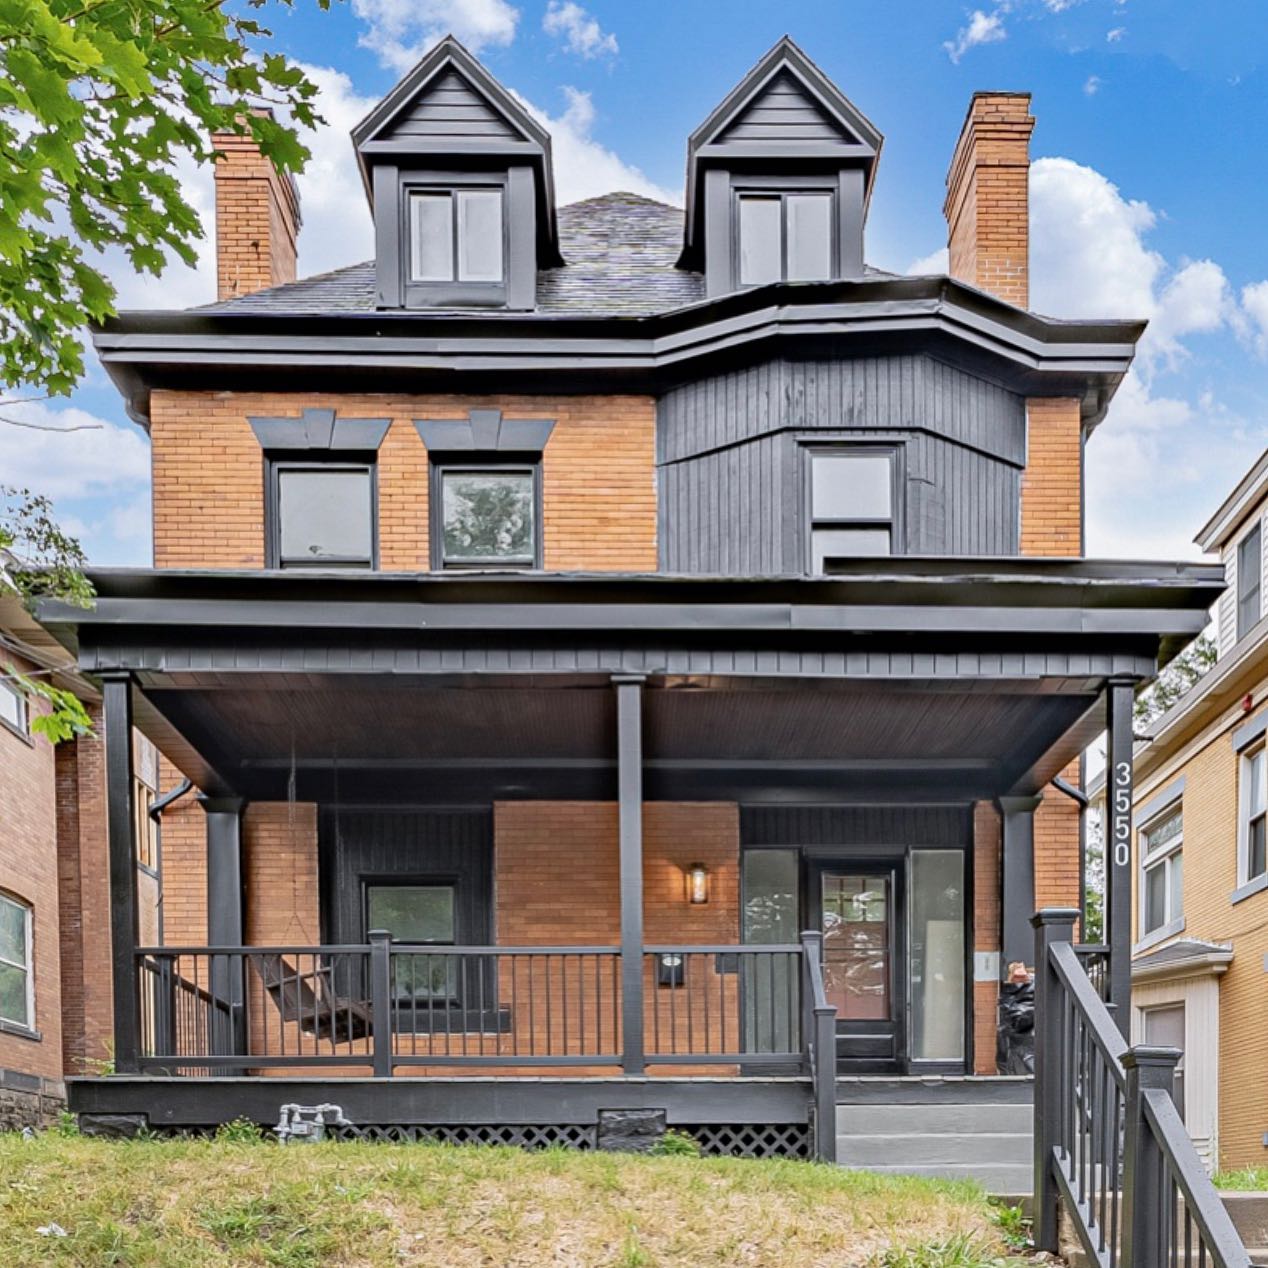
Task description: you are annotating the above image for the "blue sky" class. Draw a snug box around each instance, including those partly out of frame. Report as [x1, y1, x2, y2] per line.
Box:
[9, 0, 1268, 565]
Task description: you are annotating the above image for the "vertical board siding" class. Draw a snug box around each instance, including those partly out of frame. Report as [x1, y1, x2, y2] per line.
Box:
[659, 354, 1023, 571]
[740, 805, 971, 847]
[320, 808, 493, 945]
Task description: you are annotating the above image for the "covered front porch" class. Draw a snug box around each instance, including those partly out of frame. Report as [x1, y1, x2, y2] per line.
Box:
[42, 561, 1219, 1156]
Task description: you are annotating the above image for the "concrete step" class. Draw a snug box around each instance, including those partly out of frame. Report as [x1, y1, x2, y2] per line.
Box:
[1248, 1251, 1268, 1268]
[836, 1101, 1032, 1135]
[837, 1130, 1032, 1168]
[839, 1161, 1034, 1193]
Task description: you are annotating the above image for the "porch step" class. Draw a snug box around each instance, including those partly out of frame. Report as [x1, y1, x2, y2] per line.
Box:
[835, 1095, 1033, 1195]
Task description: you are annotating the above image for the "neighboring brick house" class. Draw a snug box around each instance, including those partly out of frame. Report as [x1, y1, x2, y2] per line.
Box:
[30, 37, 1218, 1171]
[1089, 450, 1268, 1172]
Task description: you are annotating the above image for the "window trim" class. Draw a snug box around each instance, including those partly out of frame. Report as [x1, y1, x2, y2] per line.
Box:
[362, 875, 460, 1005]
[265, 456, 380, 571]
[732, 183, 838, 288]
[1237, 522, 1262, 642]
[430, 458, 543, 571]
[133, 777, 158, 876]
[0, 676, 31, 744]
[1137, 805, 1184, 948]
[399, 172, 509, 309]
[801, 442, 903, 573]
[1236, 741, 1268, 896]
[0, 891, 35, 1038]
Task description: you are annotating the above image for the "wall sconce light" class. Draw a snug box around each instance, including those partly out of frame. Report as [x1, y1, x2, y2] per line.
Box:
[686, 862, 709, 905]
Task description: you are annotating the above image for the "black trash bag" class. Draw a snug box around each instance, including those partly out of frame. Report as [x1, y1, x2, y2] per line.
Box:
[997, 978, 1035, 1075]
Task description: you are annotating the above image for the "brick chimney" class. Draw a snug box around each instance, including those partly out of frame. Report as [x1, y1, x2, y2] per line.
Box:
[943, 92, 1035, 308]
[212, 118, 301, 300]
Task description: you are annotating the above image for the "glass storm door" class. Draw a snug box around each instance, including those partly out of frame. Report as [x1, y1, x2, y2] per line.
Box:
[816, 865, 903, 1072]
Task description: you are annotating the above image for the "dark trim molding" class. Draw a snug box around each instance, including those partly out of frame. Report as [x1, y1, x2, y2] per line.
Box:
[248, 408, 391, 452]
[415, 408, 555, 454]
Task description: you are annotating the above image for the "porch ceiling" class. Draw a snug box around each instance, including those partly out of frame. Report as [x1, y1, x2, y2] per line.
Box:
[139, 676, 1100, 805]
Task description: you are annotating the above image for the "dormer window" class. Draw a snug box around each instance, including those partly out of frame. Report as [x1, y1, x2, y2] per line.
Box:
[409, 187, 505, 286]
[737, 190, 833, 286]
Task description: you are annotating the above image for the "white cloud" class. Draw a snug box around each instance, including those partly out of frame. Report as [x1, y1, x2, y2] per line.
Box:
[1083, 74, 1101, 95]
[1107, 26, 1126, 42]
[907, 246, 949, 275]
[1239, 281, 1268, 357]
[543, 2, 617, 59]
[351, 0, 519, 73]
[0, 401, 149, 500]
[943, 9, 1007, 63]
[520, 87, 679, 205]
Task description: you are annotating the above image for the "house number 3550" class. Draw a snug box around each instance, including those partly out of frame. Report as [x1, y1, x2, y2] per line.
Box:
[1112, 760, 1131, 867]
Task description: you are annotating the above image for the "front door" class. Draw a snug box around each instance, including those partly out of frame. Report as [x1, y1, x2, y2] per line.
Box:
[813, 863, 904, 1073]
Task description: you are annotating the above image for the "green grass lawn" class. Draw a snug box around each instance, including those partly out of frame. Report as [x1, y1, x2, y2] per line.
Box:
[1214, 1167, 1268, 1191]
[0, 1129, 1037, 1267]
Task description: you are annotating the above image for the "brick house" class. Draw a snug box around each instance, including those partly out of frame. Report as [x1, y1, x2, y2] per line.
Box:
[28, 37, 1219, 1171]
[1087, 450, 1268, 1173]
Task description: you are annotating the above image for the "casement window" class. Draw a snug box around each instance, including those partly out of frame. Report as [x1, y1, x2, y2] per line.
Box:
[366, 883, 457, 1000]
[1240, 743, 1268, 886]
[0, 676, 29, 739]
[133, 778, 158, 873]
[432, 463, 539, 570]
[0, 893, 34, 1034]
[1237, 524, 1262, 641]
[736, 190, 834, 287]
[408, 186, 505, 296]
[268, 460, 377, 570]
[1139, 807, 1183, 939]
[807, 448, 897, 572]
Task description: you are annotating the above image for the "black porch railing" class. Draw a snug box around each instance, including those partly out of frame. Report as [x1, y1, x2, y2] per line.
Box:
[134, 938, 825, 1088]
[1033, 910, 1249, 1268]
[1073, 942, 1111, 1003]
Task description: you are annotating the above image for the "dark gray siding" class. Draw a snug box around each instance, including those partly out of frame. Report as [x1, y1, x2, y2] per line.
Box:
[719, 71, 847, 143]
[741, 805, 970, 848]
[383, 69, 518, 141]
[658, 356, 1025, 571]
[318, 808, 492, 945]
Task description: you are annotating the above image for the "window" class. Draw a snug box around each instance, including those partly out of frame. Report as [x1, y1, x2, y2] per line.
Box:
[808, 449, 895, 572]
[1240, 744, 1268, 885]
[366, 883, 456, 1000]
[1238, 525, 1262, 641]
[409, 188, 504, 285]
[1140, 807, 1183, 938]
[737, 191, 833, 286]
[269, 462, 376, 570]
[0, 894, 33, 1033]
[434, 465, 538, 569]
[0, 677, 29, 738]
[1142, 1003, 1186, 1120]
[133, 779, 157, 872]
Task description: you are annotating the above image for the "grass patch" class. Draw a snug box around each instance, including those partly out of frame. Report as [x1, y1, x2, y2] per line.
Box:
[1214, 1167, 1268, 1191]
[0, 1133, 1036, 1266]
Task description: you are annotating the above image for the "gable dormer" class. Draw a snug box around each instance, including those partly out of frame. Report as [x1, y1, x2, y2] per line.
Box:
[679, 37, 882, 297]
[351, 37, 562, 311]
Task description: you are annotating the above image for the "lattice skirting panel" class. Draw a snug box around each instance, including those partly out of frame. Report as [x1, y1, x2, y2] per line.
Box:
[327, 1121, 811, 1158]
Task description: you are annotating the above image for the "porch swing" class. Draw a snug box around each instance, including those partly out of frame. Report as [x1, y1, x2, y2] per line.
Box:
[255, 740, 375, 1044]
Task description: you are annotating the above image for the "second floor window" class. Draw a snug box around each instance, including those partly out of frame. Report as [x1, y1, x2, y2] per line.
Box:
[1140, 807, 1183, 938]
[270, 461, 376, 570]
[809, 449, 895, 572]
[0, 893, 33, 1032]
[737, 191, 833, 286]
[410, 188, 504, 285]
[0, 677, 28, 739]
[133, 778, 157, 872]
[1241, 743, 1268, 885]
[1238, 524, 1262, 641]
[434, 465, 538, 569]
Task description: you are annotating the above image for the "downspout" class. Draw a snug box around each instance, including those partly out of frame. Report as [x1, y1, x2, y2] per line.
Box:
[148, 778, 193, 943]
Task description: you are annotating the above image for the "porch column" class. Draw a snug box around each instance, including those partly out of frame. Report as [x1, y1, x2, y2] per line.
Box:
[997, 795, 1042, 973]
[200, 795, 247, 1055]
[614, 674, 645, 1075]
[101, 673, 139, 1074]
[1105, 678, 1135, 1036]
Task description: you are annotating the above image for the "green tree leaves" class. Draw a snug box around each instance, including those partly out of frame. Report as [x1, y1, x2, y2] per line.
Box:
[0, 0, 333, 396]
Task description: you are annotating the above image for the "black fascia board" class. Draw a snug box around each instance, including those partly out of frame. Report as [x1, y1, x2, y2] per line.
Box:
[37, 560, 1224, 650]
[91, 276, 1145, 432]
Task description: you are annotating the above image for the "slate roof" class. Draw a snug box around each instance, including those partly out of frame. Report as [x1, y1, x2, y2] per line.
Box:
[197, 190, 894, 319]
